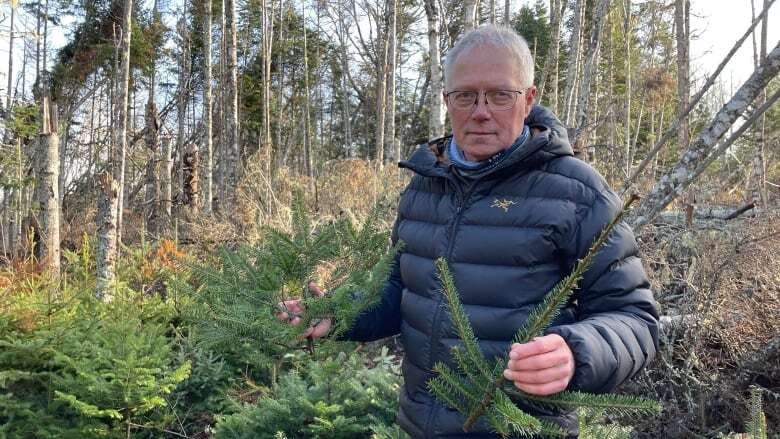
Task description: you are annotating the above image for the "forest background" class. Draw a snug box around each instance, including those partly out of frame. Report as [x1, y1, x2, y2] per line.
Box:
[0, 0, 778, 437]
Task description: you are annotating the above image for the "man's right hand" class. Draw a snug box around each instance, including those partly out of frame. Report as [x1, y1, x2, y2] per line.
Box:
[276, 282, 332, 339]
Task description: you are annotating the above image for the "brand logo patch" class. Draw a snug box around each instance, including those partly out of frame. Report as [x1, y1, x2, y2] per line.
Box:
[491, 198, 515, 212]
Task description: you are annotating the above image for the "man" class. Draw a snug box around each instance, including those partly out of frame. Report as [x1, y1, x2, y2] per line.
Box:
[281, 24, 658, 438]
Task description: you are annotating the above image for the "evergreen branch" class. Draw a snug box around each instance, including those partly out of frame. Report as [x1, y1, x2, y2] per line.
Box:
[514, 194, 640, 345]
[432, 362, 483, 407]
[505, 388, 662, 415]
[435, 258, 496, 384]
[428, 376, 470, 415]
[490, 390, 541, 436]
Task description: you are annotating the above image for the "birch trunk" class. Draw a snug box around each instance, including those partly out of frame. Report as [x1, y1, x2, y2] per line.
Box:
[203, 0, 214, 214]
[375, 4, 389, 170]
[562, 0, 584, 125]
[630, 42, 780, 231]
[225, 0, 239, 211]
[96, 172, 118, 301]
[463, 0, 477, 31]
[385, 0, 397, 163]
[183, 142, 200, 211]
[35, 91, 60, 277]
[6, 3, 14, 113]
[261, 0, 273, 174]
[113, 0, 132, 249]
[573, 0, 610, 144]
[424, 0, 445, 138]
[177, 16, 190, 216]
[301, 0, 313, 179]
[623, 0, 632, 177]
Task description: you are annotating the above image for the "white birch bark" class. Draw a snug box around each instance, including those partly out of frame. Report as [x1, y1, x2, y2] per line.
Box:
[623, 0, 632, 177]
[630, 41, 780, 231]
[424, 0, 445, 138]
[301, 0, 313, 179]
[385, 0, 397, 163]
[6, 3, 14, 114]
[96, 172, 118, 301]
[113, 0, 132, 249]
[144, 100, 160, 236]
[203, 0, 214, 214]
[225, 0, 240, 210]
[562, 0, 585, 126]
[463, 0, 478, 31]
[375, 3, 389, 170]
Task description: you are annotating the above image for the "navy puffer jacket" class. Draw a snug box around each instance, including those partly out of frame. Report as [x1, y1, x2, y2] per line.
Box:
[344, 105, 659, 438]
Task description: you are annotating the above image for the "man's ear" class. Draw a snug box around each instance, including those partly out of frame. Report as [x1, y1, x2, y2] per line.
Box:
[525, 86, 538, 105]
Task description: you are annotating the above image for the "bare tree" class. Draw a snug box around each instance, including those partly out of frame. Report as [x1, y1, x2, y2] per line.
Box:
[537, 0, 564, 111]
[203, 0, 214, 214]
[144, 100, 160, 236]
[161, 135, 173, 230]
[573, 0, 611, 148]
[113, 0, 132, 249]
[375, 0, 389, 170]
[675, 0, 690, 150]
[301, 0, 313, 179]
[424, 0, 445, 138]
[224, 0, 240, 211]
[562, 0, 584, 125]
[385, 0, 398, 163]
[631, 42, 780, 231]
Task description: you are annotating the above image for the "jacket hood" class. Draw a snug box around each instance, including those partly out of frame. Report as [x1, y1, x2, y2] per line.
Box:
[399, 105, 573, 179]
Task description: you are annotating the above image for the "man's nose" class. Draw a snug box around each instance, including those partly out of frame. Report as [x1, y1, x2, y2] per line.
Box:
[470, 95, 492, 120]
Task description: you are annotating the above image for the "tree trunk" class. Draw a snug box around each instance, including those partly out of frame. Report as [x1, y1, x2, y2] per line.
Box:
[177, 15, 191, 218]
[630, 42, 780, 231]
[96, 172, 118, 301]
[261, 0, 273, 175]
[6, 3, 14, 114]
[424, 0, 445, 138]
[537, 0, 563, 109]
[301, 0, 313, 179]
[562, 0, 584, 126]
[385, 0, 397, 163]
[675, 0, 690, 151]
[503, 0, 509, 24]
[161, 135, 173, 232]
[463, 0, 478, 30]
[375, 2, 389, 170]
[623, 0, 632, 177]
[751, 0, 769, 209]
[203, 0, 214, 215]
[35, 90, 60, 277]
[183, 143, 200, 211]
[573, 0, 610, 145]
[144, 99, 160, 237]
[113, 0, 132, 249]
[224, 0, 239, 212]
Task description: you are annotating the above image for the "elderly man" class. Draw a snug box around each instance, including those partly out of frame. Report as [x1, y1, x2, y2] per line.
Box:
[283, 24, 658, 438]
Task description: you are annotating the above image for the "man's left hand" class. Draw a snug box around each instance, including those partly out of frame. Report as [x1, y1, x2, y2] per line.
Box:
[503, 334, 575, 396]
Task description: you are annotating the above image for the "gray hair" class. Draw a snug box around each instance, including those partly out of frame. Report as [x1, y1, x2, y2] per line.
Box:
[444, 24, 534, 90]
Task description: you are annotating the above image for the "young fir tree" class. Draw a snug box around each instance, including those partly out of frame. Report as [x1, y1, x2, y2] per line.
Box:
[428, 195, 661, 438]
[179, 192, 399, 369]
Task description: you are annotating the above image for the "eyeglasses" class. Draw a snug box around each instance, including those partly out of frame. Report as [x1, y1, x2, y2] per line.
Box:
[444, 89, 527, 111]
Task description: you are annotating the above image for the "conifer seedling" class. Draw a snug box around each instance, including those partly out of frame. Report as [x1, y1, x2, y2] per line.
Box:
[179, 192, 399, 363]
[428, 195, 661, 437]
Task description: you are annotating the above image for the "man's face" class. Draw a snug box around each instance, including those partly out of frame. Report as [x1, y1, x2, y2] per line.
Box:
[445, 45, 537, 162]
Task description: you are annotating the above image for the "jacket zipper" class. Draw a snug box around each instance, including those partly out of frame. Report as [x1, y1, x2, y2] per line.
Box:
[425, 178, 479, 437]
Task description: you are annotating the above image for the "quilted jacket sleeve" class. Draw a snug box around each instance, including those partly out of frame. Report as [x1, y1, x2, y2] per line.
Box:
[546, 186, 659, 394]
[339, 217, 405, 342]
